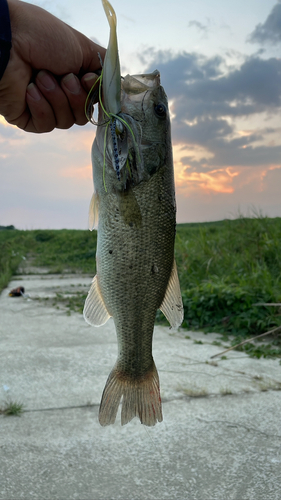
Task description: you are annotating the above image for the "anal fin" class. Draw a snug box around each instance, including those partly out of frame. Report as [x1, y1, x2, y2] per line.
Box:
[160, 259, 184, 328]
[83, 275, 111, 326]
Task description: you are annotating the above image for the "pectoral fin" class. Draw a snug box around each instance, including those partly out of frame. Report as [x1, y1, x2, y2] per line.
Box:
[160, 259, 184, 328]
[88, 192, 99, 231]
[83, 275, 111, 326]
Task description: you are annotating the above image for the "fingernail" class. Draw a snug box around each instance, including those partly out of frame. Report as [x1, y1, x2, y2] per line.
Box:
[26, 83, 41, 101]
[62, 73, 80, 94]
[37, 70, 56, 90]
[83, 74, 98, 83]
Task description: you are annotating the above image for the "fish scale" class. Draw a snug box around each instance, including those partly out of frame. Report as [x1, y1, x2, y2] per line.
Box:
[97, 165, 176, 377]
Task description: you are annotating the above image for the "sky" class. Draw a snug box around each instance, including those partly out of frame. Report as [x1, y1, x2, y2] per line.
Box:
[0, 0, 281, 228]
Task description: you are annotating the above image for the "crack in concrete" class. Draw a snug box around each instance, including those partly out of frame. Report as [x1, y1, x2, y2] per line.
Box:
[196, 416, 281, 440]
[13, 386, 280, 416]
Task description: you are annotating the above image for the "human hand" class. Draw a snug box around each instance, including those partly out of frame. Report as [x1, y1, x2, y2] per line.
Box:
[0, 0, 106, 133]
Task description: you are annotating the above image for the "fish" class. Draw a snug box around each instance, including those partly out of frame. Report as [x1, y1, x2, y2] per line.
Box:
[84, 0, 183, 426]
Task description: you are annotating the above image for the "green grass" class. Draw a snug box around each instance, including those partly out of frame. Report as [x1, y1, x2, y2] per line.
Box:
[1, 215, 281, 357]
[0, 229, 97, 289]
[0, 400, 24, 416]
[230, 336, 281, 359]
[175, 216, 281, 341]
[36, 291, 88, 316]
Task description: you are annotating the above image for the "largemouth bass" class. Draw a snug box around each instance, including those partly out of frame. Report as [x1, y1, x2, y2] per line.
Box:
[84, 0, 183, 426]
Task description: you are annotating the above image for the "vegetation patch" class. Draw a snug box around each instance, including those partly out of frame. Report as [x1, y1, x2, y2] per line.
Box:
[0, 400, 24, 416]
[229, 336, 281, 359]
[0, 228, 97, 291]
[175, 215, 281, 358]
[220, 387, 233, 396]
[178, 385, 209, 397]
[36, 291, 88, 315]
[1, 216, 281, 357]
[176, 217, 281, 338]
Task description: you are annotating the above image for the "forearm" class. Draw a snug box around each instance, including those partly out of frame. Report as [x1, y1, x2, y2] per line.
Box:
[0, 0, 12, 80]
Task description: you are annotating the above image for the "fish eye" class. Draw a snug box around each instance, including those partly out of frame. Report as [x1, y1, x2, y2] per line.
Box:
[154, 103, 166, 119]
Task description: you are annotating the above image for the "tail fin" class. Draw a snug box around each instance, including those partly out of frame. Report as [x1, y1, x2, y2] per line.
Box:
[99, 360, 163, 426]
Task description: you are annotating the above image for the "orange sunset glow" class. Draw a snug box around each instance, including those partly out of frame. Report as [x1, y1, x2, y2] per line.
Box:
[1, 1, 281, 229]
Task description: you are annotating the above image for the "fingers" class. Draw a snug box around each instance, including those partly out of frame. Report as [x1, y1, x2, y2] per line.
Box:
[26, 70, 76, 132]
[26, 71, 75, 132]
[25, 71, 100, 133]
[80, 72, 101, 121]
[25, 83, 55, 133]
[61, 72, 99, 124]
[36, 71, 76, 128]
[81, 72, 101, 93]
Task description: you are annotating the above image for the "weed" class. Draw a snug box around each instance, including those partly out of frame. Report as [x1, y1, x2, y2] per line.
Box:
[178, 385, 208, 397]
[36, 291, 87, 315]
[220, 387, 233, 396]
[230, 336, 281, 359]
[256, 379, 281, 392]
[0, 400, 24, 416]
[176, 216, 281, 341]
[205, 360, 218, 367]
[258, 383, 269, 392]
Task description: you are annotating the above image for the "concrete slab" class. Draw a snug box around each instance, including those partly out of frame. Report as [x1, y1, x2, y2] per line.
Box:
[1, 274, 281, 499]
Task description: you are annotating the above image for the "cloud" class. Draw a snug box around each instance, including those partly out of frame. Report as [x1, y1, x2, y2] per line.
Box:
[145, 50, 281, 176]
[175, 165, 281, 223]
[146, 54, 281, 149]
[188, 20, 208, 31]
[2, 30, 281, 229]
[183, 140, 281, 170]
[142, 45, 281, 221]
[145, 50, 224, 93]
[249, 1, 281, 45]
[160, 54, 281, 120]
[178, 168, 239, 194]
[0, 119, 24, 140]
[187, 20, 211, 37]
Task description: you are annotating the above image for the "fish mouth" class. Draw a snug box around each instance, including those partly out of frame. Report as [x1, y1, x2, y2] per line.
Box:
[119, 70, 165, 152]
[129, 70, 161, 88]
[122, 70, 161, 94]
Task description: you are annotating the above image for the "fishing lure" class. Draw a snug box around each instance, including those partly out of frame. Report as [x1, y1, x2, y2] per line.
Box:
[85, 68, 141, 191]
